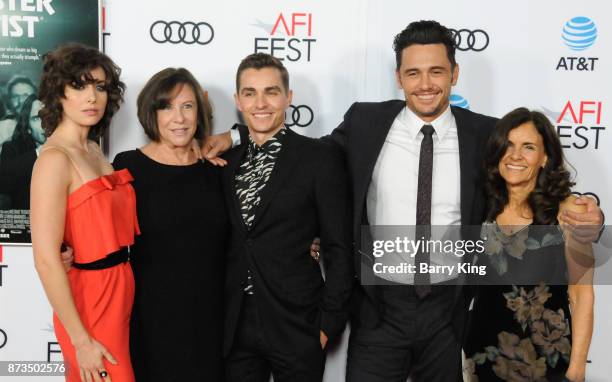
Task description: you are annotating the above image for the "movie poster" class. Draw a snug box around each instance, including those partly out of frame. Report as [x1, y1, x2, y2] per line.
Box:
[0, 0, 100, 244]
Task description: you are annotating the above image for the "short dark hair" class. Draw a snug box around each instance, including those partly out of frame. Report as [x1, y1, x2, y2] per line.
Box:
[393, 20, 456, 70]
[137, 67, 212, 143]
[38, 43, 125, 139]
[235, 53, 289, 93]
[484, 107, 574, 225]
[7, 75, 36, 95]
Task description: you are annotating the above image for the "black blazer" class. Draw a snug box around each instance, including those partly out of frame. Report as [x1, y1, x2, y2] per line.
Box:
[221, 127, 354, 356]
[327, 100, 497, 341]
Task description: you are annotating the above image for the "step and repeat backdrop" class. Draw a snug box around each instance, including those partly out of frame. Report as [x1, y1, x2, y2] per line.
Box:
[1, 0, 611, 381]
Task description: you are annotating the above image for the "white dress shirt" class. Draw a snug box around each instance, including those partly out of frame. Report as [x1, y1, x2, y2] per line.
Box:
[368, 105, 463, 283]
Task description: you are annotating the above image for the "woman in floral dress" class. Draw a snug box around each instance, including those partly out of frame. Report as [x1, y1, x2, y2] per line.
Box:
[464, 108, 594, 382]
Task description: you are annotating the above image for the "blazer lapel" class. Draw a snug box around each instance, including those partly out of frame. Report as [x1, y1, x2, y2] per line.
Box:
[452, 106, 478, 225]
[249, 129, 304, 230]
[354, 101, 406, 222]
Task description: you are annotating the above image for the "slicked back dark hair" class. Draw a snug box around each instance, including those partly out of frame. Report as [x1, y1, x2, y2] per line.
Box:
[235, 53, 289, 93]
[137, 67, 212, 143]
[38, 43, 125, 139]
[484, 107, 574, 225]
[393, 20, 457, 70]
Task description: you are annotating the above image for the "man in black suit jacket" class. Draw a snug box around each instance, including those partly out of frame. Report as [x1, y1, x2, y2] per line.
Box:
[203, 21, 603, 382]
[222, 53, 353, 382]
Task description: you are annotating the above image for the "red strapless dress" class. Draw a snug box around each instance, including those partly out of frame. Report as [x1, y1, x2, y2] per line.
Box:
[53, 169, 140, 382]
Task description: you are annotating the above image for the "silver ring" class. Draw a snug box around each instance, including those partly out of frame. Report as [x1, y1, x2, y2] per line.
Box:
[99, 370, 108, 378]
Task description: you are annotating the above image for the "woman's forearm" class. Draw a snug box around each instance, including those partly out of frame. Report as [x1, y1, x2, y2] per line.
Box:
[567, 286, 594, 377]
[34, 254, 90, 346]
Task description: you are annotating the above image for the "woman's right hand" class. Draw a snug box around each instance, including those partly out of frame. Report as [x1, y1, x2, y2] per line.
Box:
[74, 337, 117, 382]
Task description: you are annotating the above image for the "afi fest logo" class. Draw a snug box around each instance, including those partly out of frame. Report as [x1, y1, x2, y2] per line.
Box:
[556, 100, 605, 149]
[556, 16, 599, 71]
[0, 247, 7, 287]
[253, 12, 315, 61]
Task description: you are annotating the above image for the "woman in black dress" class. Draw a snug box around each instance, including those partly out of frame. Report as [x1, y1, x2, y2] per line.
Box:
[464, 108, 594, 382]
[113, 68, 229, 381]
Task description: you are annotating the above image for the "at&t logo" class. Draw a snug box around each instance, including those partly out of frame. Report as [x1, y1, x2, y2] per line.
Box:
[150, 20, 214, 45]
[556, 16, 598, 71]
[555, 100, 605, 149]
[449, 94, 469, 110]
[253, 12, 316, 62]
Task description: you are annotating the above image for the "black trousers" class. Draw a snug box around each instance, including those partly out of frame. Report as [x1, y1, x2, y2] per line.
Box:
[225, 294, 325, 382]
[346, 284, 462, 382]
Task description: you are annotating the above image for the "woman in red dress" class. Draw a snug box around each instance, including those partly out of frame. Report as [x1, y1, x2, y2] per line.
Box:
[31, 43, 139, 382]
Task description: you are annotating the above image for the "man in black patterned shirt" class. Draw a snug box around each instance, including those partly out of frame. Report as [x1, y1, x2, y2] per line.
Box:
[221, 53, 354, 382]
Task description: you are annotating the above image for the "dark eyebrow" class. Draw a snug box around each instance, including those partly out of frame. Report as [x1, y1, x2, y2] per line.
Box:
[240, 87, 256, 94]
[265, 86, 282, 92]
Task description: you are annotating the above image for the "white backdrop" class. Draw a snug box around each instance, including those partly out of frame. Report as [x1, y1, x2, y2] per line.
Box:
[1, 1, 610, 381]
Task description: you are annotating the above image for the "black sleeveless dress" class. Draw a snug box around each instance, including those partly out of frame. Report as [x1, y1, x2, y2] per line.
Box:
[114, 149, 229, 382]
[464, 222, 572, 382]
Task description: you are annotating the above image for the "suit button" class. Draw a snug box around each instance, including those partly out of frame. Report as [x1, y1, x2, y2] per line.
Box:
[246, 239, 254, 247]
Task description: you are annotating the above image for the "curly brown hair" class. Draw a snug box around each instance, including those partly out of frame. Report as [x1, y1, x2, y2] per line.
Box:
[38, 43, 125, 139]
[484, 107, 575, 225]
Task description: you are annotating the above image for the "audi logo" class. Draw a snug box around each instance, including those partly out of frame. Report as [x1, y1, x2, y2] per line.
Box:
[0, 328, 6, 349]
[285, 105, 313, 128]
[449, 29, 489, 52]
[572, 191, 600, 206]
[150, 20, 214, 45]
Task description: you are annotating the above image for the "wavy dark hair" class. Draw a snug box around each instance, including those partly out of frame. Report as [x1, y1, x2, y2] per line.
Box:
[484, 107, 574, 224]
[137, 67, 212, 143]
[38, 43, 125, 139]
[393, 20, 457, 71]
[10, 94, 39, 151]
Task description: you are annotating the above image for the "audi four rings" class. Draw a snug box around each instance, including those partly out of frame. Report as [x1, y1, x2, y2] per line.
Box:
[449, 29, 489, 51]
[150, 21, 214, 45]
[285, 105, 314, 128]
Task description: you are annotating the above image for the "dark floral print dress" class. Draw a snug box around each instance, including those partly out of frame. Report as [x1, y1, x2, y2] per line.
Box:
[464, 222, 572, 382]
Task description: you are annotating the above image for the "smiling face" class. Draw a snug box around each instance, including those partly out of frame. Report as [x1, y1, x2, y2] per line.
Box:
[60, 67, 108, 128]
[155, 83, 198, 149]
[396, 43, 458, 122]
[498, 122, 548, 190]
[235, 67, 292, 143]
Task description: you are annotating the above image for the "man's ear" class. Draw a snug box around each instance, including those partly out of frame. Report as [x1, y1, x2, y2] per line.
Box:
[451, 64, 459, 86]
[395, 70, 403, 89]
[234, 93, 242, 112]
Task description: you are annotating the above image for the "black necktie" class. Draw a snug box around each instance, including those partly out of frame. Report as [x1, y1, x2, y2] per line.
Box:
[415, 124, 434, 298]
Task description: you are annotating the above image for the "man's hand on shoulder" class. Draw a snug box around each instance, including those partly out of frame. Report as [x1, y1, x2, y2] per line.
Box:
[559, 194, 603, 244]
[202, 131, 232, 166]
